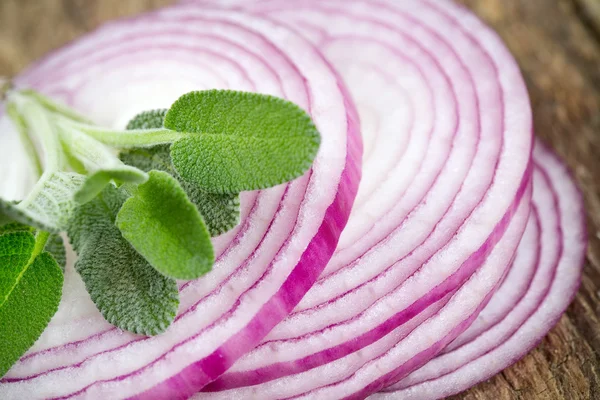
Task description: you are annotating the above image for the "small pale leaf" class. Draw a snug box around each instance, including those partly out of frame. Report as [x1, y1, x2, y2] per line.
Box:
[0, 172, 86, 233]
[74, 167, 148, 205]
[58, 125, 148, 205]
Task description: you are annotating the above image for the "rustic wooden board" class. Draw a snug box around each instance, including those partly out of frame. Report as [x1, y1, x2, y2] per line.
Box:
[0, 0, 598, 399]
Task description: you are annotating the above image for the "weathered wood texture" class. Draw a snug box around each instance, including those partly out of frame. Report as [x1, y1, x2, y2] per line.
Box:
[0, 0, 598, 399]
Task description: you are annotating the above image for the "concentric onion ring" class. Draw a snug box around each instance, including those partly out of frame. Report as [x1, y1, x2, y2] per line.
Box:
[177, 0, 535, 394]
[375, 143, 586, 400]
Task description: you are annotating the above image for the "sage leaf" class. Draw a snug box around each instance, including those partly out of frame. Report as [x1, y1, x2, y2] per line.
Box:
[44, 234, 67, 272]
[0, 222, 66, 272]
[121, 110, 240, 236]
[165, 90, 321, 193]
[58, 126, 148, 204]
[68, 185, 178, 336]
[75, 168, 148, 205]
[116, 170, 214, 280]
[0, 231, 63, 378]
[0, 221, 34, 234]
[126, 109, 169, 130]
[0, 172, 86, 233]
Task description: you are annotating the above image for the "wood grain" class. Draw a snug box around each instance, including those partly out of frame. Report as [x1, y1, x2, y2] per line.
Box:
[0, 0, 598, 399]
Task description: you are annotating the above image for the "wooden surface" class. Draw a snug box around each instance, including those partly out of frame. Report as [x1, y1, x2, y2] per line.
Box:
[0, 0, 598, 399]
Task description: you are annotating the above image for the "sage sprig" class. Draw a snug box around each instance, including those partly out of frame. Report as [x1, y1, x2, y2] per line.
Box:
[0, 87, 321, 377]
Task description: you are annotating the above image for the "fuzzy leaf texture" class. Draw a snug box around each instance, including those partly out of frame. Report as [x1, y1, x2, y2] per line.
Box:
[44, 234, 67, 272]
[0, 231, 63, 377]
[75, 167, 147, 204]
[20, 89, 91, 124]
[126, 109, 169, 130]
[68, 185, 179, 335]
[121, 110, 240, 236]
[0, 222, 67, 271]
[0, 172, 86, 233]
[0, 221, 34, 234]
[166, 90, 321, 193]
[58, 125, 148, 204]
[116, 170, 214, 280]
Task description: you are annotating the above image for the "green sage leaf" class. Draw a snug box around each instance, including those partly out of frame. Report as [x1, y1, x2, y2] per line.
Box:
[68, 185, 179, 336]
[0, 172, 86, 233]
[120, 109, 240, 236]
[165, 90, 321, 193]
[116, 170, 214, 280]
[75, 168, 147, 205]
[126, 109, 169, 130]
[120, 146, 240, 237]
[0, 221, 34, 234]
[58, 126, 148, 204]
[0, 231, 63, 378]
[0, 222, 67, 272]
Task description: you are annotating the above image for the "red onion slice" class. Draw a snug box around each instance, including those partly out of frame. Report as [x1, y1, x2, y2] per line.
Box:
[182, 2, 582, 399]
[192, 182, 532, 399]
[375, 142, 586, 399]
[176, 0, 534, 391]
[0, 6, 361, 400]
